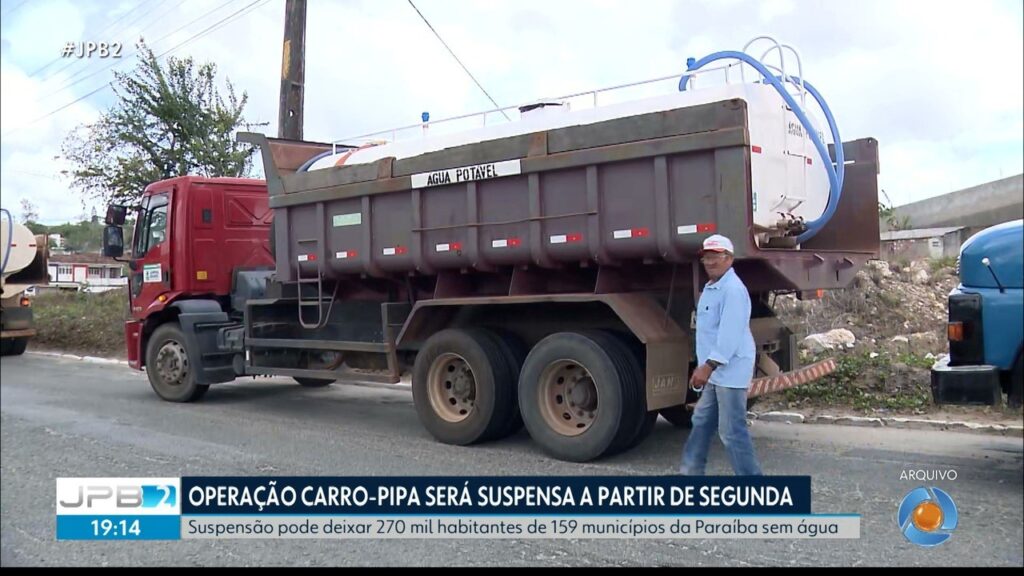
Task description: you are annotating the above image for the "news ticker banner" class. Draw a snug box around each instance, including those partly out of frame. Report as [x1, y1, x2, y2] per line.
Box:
[56, 476, 860, 540]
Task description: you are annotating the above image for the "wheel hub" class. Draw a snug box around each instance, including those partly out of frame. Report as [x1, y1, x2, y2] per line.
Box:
[539, 360, 599, 437]
[156, 340, 189, 386]
[428, 353, 476, 423]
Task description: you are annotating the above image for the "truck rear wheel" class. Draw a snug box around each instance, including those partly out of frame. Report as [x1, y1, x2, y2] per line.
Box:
[604, 332, 655, 455]
[0, 337, 28, 356]
[145, 323, 209, 403]
[412, 329, 517, 445]
[518, 331, 644, 462]
[488, 328, 528, 440]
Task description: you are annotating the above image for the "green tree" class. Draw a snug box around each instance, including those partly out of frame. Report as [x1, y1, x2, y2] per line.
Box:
[61, 40, 266, 206]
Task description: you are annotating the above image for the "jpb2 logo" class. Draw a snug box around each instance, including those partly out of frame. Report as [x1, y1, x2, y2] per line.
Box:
[56, 478, 180, 515]
[898, 486, 957, 547]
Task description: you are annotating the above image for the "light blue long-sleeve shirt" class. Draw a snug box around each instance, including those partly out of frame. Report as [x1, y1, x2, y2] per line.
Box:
[695, 267, 756, 389]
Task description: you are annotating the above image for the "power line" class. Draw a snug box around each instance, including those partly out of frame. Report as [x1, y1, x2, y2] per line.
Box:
[0, 0, 29, 19]
[31, 0, 160, 81]
[41, 0, 240, 101]
[2, 0, 270, 137]
[57, 0, 193, 87]
[56, 0, 168, 85]
[406, 0, 510, 121]
[1, 169, 60, 180]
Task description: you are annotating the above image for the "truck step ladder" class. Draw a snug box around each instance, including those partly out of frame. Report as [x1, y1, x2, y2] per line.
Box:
[295, 239, 328, 329]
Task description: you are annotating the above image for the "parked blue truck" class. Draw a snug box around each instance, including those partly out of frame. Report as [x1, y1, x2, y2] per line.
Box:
[931, 219, 1023, 408]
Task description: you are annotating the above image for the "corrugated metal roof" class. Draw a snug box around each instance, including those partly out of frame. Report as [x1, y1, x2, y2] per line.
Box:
[880, 227, 965, 241]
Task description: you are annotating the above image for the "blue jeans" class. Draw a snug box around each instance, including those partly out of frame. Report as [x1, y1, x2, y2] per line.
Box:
[679, 384, 762, 475]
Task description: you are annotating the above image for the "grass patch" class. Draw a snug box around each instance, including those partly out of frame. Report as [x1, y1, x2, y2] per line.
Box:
[781, 351, 933, 412]
[929, 256, 957, 274]
[30, 289, 128, 358]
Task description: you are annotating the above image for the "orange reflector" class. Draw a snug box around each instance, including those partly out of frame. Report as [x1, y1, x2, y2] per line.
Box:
[20, 297, 31, 307]
[196, 270, 208, 281]
[157, 294, 168, 303]
[947, 322, 964, 342]
[816, 289, 825, 299]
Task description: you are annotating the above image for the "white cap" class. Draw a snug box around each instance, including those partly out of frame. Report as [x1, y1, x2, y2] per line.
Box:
[701, 234, 734, 254]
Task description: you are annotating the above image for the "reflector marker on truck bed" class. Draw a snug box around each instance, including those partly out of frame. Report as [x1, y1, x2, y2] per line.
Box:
[491, 238, 521, 248]
[550, 233, 583, 244]
[612, 228, 650, 239]
[297, 254, 316, 262]
[676, 223, 717, 235]
[335, 250, 357, 259]
[435, 242, 463, 252]
[382, 246, 408, 256]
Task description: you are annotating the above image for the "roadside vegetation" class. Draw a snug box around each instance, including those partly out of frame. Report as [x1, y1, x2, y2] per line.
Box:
[29, 289, 127, 358]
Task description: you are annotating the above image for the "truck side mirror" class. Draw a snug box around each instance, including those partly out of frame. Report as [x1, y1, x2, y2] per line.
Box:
[105, 204, 128, 226]
[103, 225, 124, 258]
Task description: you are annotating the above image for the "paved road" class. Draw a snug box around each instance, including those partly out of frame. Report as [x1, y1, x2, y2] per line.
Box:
[2, 354, 1021, 567]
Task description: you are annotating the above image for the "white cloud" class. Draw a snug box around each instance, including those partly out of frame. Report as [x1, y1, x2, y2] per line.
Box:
[1, 0, 1021, 225]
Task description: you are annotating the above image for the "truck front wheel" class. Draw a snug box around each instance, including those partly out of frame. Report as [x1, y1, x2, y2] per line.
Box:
[0, 337, 29, 356]
[145, 323, 209, 402]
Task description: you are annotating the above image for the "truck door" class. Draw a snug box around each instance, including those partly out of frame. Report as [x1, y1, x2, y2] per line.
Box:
[129, 191, 172, 316]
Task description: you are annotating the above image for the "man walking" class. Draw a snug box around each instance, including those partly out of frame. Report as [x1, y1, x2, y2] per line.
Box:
[680, 234, 762, 476]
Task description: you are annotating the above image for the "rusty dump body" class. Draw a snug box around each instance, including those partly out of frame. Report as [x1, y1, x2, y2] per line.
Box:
[237, 97, 879, 414]
[249, 99, 879, 293]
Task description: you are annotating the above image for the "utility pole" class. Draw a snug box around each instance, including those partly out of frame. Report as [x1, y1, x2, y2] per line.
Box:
[278, 0, 306, 140]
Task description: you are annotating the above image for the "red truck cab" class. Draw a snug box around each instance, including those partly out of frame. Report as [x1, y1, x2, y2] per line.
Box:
[122, 176, 273, 368]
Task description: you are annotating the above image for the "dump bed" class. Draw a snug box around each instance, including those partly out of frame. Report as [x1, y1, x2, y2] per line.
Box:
[244, 97, 878, 295]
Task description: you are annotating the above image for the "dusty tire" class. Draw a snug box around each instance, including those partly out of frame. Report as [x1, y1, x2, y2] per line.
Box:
[518, 331, 644, 462]
[412, 329, 517, 445]
[0, 337, 29, 356]
[294, 377, 335, 387]
[145, 323, 209, 403]
[626, 411, 659, 449]
[1009, 352, 1023, 410]
[488, 328, 528, 439]
[603, 332, 654, 456]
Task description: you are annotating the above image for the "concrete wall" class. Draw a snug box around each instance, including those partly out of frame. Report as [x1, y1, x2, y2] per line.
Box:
[882, 230, 965, 261]
[886, 174, 1023, 232]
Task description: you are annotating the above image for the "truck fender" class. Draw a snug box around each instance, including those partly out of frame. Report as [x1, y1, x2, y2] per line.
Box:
[141, 300, 232, 384]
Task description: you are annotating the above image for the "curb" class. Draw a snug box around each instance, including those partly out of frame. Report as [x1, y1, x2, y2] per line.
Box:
[27, 350, 130, 366]
[752, 411, 1023, 437]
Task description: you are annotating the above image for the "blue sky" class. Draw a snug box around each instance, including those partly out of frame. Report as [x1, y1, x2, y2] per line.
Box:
[1, 0, 1022, 224]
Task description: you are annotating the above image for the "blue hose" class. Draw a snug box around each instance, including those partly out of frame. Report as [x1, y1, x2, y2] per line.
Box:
[296, 149, 338, 173]
[779, 75, 844, 192]
[297, 145, 362, 173]
[678, 51, 844, 243]
[1, 208, 13, 275]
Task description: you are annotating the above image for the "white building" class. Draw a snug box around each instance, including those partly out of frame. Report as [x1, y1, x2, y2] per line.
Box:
[47, 253, 127, 291]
